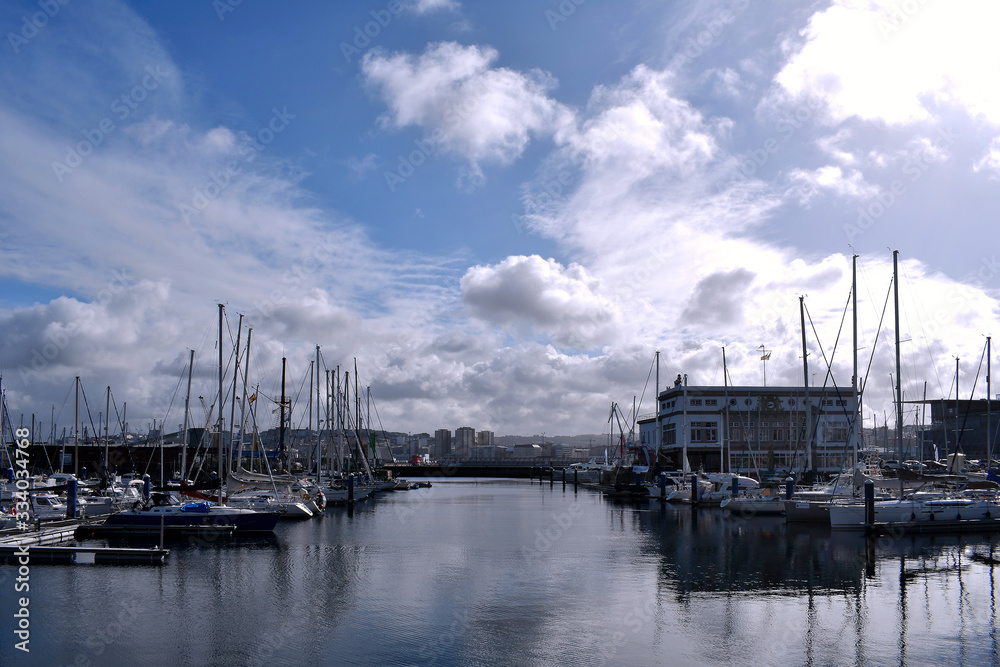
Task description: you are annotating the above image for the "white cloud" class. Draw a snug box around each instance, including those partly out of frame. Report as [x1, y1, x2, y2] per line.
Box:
[775, 0, 1000, 126]
[816, 129, 857, 165]
[405, 0, 460, 13]
[362, 42, 573, 179]
[787, 165, 879, 204]
[461, 255, 619, 349]
[974, 136, 1000, 178]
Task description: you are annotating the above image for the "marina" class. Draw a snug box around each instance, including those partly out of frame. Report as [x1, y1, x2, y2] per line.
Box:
[3, 478, 1000, 665]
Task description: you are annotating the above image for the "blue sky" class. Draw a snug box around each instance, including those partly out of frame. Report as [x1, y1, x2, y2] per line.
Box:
[2, 0, 1000, 439]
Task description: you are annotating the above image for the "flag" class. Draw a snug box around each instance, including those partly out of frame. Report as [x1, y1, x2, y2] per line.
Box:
[248, 393, 256, 403]
[760, 352, 771, 361]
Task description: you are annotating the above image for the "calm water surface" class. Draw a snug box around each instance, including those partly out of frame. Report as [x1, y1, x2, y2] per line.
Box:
[2, 478, 999, 666]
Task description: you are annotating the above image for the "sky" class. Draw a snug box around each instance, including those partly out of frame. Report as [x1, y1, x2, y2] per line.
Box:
[1, 0, 999, 440]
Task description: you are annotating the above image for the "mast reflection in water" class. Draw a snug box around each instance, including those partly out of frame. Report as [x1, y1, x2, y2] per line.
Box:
[5, 479, 999, 666]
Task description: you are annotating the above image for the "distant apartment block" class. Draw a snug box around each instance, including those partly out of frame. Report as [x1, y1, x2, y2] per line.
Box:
[434, 429, 452, 458]
[454, 426, 475, 458]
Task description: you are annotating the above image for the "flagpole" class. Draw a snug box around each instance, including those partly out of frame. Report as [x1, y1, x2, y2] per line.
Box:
[759, 344, 770, 387]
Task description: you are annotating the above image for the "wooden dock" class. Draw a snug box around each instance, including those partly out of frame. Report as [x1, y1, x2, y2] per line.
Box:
[0, 520, 83, 547]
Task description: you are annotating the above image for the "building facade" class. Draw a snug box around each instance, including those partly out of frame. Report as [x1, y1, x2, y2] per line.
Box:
[454, 426, 475, 458]
[638, 384, 859, 476]
[916, 398, 1000, 462]
[476, 430, 495, 448]
[434, 429, 452, 459]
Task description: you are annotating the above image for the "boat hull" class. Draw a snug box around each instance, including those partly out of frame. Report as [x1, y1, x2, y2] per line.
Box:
[103, 506, 280, 532]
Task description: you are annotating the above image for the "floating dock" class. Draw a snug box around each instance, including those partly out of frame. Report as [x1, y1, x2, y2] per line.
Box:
[76, 523, 236, 538]
[867, 518, 1000, 536]
[0, 545, 168, 565]
[0, 520, 84, 547]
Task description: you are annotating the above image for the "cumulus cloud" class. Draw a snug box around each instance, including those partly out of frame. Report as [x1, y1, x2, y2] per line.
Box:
[774, 0, 1000, 125]
[680, 269, 757, 330]
[461, 255, 619, 348]
[362, 42, 573, 180]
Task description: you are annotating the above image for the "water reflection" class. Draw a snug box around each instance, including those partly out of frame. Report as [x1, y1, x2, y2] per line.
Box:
[7, 480, 1000, 666]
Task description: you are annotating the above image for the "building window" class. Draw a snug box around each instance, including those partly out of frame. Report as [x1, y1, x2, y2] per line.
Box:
[772, 429, 783, 441]
[760, 429, 768, 441]
[690, 399, 702, 406]
[705, 399, 717, 406]
[664, 423, 676, 445]
[690, 421, 717, 443]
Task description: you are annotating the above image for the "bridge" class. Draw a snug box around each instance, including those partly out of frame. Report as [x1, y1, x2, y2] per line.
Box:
[384, 459, 590, 480]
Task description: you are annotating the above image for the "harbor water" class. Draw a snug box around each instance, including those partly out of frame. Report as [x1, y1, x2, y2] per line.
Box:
[2, 478, 999, 666]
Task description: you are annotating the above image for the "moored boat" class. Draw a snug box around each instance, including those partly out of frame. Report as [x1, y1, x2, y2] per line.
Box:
[103, 492, 280, 532]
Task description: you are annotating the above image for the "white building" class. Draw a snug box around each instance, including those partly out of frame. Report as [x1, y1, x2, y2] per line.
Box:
[637, 383, 859, 477]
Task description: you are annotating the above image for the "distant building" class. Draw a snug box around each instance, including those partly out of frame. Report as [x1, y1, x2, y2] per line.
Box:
[476, 430, 494, 448]
[512, 443, 543, 459]
[915, 398, 1000, 462]
[434, 429, 452, 459]
[454, 427, 475, 458]
[638, 383, 859, 475]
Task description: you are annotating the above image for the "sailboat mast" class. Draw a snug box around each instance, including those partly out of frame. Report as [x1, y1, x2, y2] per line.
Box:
[238, 328, 252, 475]
[655, 350, 661, 458]
[988, 336, 993, 472]
[181, 350, 194, 482]
[228, 314, 243, 481]
[852, 254, 860, 467]
[105, 385, 111, 479]
[722, 346, 729, 474]
[279, 357, 287, 472]
[218, 303, 225, 502]
[74, 375, 79, 476]
[800, 297, 813, 477]
[893, 250, 903, 475]
[316, 345, 321, 477]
